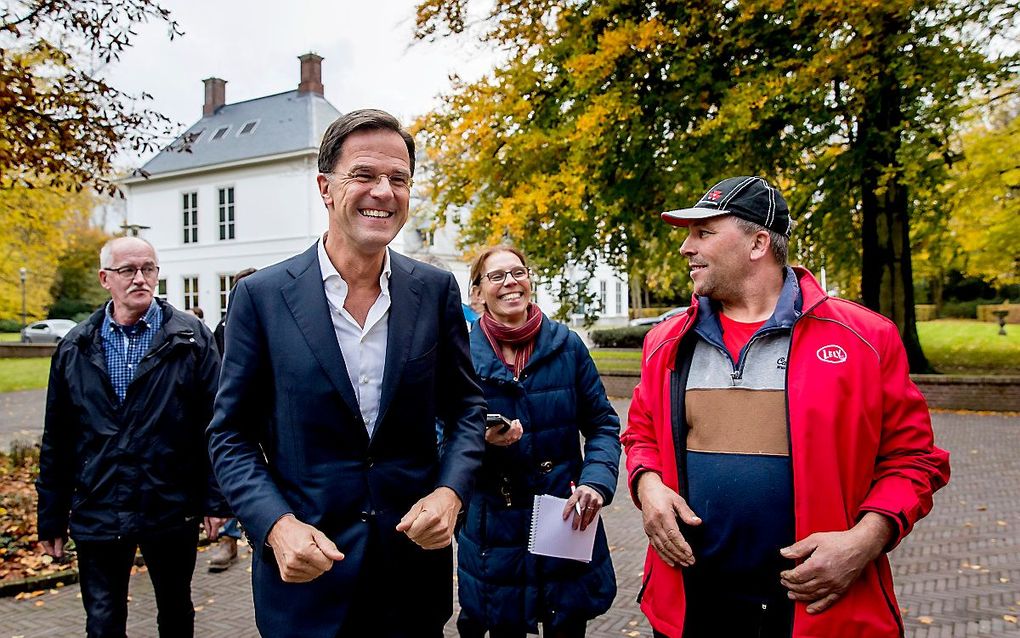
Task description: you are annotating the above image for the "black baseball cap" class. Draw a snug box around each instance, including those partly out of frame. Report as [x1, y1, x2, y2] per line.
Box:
[661, 176, 792, 237]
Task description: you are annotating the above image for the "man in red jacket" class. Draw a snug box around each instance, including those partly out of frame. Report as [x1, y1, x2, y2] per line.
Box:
[622, 176, 950, 637]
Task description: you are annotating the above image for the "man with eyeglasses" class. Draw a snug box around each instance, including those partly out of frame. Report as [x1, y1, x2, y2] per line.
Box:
[208, 109, 486, 637]
[37, 236, 229, 638]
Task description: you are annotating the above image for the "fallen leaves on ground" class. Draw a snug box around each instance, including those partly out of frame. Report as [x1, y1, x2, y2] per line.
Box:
[0, 448, 77, 584]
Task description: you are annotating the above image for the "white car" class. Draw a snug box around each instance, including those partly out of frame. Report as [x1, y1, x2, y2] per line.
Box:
[628, 306, 688, 327]
[20, 319, 78, 344]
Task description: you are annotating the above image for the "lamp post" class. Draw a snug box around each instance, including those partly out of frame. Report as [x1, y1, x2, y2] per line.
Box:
[19, 267, 27, 329]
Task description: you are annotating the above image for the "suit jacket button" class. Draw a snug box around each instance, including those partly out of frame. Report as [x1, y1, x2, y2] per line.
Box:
[538, 461, 553, 474]
[360, 511, 370, 522]
[366, 456, 374, 468]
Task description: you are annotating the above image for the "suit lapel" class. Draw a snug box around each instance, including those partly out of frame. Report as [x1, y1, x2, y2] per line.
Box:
[374, 252, 422, 441]
[281, 244, 361, 417]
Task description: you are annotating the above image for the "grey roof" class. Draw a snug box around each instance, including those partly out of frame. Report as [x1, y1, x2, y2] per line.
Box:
[139, 90, 342, 176]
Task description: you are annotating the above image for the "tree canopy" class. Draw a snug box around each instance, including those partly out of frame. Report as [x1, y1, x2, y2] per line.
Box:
[0, 0, 181, 194]
[413, 0, 1017, 370]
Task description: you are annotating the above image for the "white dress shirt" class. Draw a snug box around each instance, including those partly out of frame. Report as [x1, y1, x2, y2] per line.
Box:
[317, 238, 391, 437]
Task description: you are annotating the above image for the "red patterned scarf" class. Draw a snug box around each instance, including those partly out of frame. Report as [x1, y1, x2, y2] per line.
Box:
[479, 304, 543, 380]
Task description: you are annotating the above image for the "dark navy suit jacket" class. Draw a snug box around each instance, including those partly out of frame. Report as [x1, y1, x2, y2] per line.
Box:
[207, 244, 486, 636]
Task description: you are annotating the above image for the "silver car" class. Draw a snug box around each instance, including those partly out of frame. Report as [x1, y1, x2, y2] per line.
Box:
[628, 306, 689, 327]
[20, 319, 78, 344]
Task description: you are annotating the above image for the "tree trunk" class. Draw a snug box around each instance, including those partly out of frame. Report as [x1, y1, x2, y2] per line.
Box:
[857, 25, 933, 373]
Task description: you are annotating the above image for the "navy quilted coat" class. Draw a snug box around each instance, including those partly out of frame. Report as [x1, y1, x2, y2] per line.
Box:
[457, 316, 621, 632]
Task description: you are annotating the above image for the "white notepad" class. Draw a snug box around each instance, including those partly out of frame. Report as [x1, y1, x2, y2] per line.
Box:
[528, 494, 599, 563]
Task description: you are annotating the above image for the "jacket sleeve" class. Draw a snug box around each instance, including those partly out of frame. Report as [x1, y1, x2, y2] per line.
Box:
[207, 280, 294, 548]
[620, 332, 665, 507]
[572, 333, 622, 505]
[856, 322, 951, 547]
[434, 272, 487, 503]
[194, 322, 230, 518]
[36, 349, 75, 541]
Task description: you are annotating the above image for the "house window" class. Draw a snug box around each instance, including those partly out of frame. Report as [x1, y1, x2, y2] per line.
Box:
[218, 187, 235, 240]
[238, 120, 259, 135]
[219, 274, 231, 320]
[211, 126, 230, 141]
[183, 276, 199, 311]
[615, 281, 623, 315]
[182, 192, 198, 244]
[599, 280, 607, 312]
[157, 279, 167, 300]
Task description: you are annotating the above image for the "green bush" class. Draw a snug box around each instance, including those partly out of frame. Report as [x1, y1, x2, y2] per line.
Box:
[0, 319, 23, 333]
[939, 300, 981, 319]
[590, 325, 653, 348]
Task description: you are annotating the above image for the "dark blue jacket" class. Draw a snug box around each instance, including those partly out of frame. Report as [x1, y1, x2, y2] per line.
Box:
[457, 316, 621, 632]
[36, 300, 225, 542]
[207, 245, 487, 637]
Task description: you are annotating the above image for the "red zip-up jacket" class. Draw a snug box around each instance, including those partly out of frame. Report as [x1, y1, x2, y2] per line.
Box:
[622, 268, 950, 637]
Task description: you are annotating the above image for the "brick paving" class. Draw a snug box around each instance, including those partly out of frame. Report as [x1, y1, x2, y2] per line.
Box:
[1, 399, 1018, 637]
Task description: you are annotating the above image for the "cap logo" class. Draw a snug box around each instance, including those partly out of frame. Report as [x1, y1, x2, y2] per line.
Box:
[706, 190, 723, 202]
[816, 344, 847, 364]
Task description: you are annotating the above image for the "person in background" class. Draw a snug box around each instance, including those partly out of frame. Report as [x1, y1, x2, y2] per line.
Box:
[207, 266, 257, 572]
[37, 236, 228, 638]
[623, 176, 950, 637]
[188, 306, 204, 320]
[456, 245, 621, 638]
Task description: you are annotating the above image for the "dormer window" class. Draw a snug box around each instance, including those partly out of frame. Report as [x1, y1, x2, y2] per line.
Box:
[238, 120, 259, 136]
[211, 126, 230, 141]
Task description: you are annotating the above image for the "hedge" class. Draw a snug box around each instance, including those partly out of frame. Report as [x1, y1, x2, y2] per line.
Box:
[589, 325, 653, 348]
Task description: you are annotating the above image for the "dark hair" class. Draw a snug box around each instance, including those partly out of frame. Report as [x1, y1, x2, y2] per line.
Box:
[469, 246, 529, 286]
[317, 109, 415, 175]
[189, 306, 205, 319]
[233, 267, 257, 284]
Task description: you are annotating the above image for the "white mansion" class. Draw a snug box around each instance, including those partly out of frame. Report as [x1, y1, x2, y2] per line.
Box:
[121, 55, 628, 327]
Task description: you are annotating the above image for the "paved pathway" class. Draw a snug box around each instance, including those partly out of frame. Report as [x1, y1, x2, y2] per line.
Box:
[1, 398, 1018, 637]
[0, 389, 44, 452]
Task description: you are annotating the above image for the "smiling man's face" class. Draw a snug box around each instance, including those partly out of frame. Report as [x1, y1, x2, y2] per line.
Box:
[317, 128, 411, 256]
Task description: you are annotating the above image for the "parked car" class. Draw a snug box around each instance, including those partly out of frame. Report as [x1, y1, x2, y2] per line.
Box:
[628, 306, 688, 327]
[20, 319, 78, 344]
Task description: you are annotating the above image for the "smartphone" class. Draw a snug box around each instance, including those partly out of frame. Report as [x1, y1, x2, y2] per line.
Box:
[486, 413, 513, 434]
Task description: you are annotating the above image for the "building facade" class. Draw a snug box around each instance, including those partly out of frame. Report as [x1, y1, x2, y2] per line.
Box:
[122, 55, 628, 328]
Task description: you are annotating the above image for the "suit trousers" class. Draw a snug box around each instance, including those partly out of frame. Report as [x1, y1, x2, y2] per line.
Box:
[338, 520, 446, 638]
[75, 525, 198, 638]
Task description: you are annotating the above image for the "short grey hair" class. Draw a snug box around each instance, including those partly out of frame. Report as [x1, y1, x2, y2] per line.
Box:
[99, 236, 159, 269]
[733, 217, 793, 266]
[317, 109, 415, 175]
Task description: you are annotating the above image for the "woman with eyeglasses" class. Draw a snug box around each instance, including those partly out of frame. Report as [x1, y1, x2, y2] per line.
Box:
[456, 246, 621, 638]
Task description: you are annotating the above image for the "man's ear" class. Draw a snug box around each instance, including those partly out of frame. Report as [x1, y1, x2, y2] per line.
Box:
[98, 269, 111, 291]
[749, 230, 771, 262]
[316, 174, 333, 207]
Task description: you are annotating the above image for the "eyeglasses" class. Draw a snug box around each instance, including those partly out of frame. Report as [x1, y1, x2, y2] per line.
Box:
[478, 267, 530, 285]
[103, 265, 160, 281]
[331, 169, 413, 192]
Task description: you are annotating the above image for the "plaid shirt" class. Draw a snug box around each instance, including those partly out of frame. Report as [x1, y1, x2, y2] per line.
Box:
[101, 301, 163, 402]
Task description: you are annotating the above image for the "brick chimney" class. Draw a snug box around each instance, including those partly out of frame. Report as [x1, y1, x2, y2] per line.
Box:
[297, 53, 324, 95]
[203, 77, 227, 117]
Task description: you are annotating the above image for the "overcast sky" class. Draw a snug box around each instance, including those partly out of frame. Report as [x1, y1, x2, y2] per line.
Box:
[103, 0, 496, 167]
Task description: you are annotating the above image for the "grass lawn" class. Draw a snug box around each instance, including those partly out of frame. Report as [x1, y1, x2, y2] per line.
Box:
[917, 319, 1019, 375]
[590, 319, 1019, 376]
[0, 333, 21, 342]
[0, 358, 51, 393]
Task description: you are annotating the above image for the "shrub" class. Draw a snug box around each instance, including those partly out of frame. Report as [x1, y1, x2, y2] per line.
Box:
[590, 325, 653, 348]
[939, 300, 981, 319]
[0, 319, 22, 333]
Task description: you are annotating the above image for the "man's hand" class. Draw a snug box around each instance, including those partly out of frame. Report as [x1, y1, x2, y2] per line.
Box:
[266, 514, 345, 583]
[636, 472, 701, 568]
[562, 484, 604, 531]
[779, 513, 895, 614]
[396, 486, 462, 549]
[204, 516, 229, 542]
[39, 537, 65, 560]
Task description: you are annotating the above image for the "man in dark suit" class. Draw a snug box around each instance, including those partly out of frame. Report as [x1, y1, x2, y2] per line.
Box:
[207, 109, 487, 637]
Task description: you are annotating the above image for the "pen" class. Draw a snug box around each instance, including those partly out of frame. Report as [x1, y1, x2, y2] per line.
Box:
[569, 481, 582, 516]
